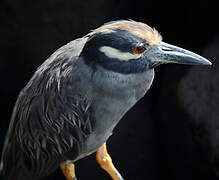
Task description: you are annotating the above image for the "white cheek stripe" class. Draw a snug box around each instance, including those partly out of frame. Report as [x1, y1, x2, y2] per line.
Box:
[99, 46, 142, 61]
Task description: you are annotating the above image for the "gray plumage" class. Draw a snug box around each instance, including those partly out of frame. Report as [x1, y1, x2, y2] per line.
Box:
[0, 35, 153, 180]
[0, 20, 211, 180]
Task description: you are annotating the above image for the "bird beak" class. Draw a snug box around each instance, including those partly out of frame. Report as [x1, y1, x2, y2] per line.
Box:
[145, 42, 212, 66]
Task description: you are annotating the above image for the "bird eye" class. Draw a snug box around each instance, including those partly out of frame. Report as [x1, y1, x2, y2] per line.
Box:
[131, 46, 146, 54]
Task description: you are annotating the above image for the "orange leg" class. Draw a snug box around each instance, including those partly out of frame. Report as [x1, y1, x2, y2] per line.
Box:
[96, 143, 124, 180]
[60, 162, 77, 180]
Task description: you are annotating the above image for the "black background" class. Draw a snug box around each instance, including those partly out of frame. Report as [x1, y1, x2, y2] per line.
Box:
[0, 0, 219, 180]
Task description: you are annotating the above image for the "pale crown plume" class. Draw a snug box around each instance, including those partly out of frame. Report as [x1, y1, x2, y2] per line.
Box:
[91, 20, 162, 45]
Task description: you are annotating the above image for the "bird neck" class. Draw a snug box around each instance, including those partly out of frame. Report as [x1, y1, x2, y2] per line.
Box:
[88, 64, 154, 99]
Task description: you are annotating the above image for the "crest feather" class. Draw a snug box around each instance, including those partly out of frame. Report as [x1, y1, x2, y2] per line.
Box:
[90, 20, 162, 45]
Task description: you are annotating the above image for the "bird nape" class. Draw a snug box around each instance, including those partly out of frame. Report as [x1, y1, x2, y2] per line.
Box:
[0, 20, 211, 180]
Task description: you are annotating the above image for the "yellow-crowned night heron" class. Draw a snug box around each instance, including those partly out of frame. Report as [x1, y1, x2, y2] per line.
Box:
[0, 20, 211, 180]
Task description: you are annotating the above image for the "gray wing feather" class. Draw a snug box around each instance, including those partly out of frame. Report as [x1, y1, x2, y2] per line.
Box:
[1, 37, 93, 179]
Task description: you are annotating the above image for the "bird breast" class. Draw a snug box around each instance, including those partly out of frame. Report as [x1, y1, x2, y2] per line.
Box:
[81, 65, 154, 154]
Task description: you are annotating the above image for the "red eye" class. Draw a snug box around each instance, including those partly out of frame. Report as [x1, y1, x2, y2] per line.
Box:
[131, 46, 146, 54]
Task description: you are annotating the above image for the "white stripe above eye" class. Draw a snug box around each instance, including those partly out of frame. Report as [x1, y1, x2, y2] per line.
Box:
[99, 46, 142, 61]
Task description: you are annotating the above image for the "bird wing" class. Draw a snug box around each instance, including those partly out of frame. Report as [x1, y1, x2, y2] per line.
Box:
[0, 37, 93, 178]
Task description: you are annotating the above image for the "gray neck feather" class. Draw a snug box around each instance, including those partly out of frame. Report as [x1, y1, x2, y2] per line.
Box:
[90, 65, 155, 100]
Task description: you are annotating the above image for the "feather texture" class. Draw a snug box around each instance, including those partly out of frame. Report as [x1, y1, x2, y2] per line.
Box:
[0, 37, 94, 179]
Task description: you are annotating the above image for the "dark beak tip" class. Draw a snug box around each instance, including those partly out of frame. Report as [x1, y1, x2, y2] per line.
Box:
[208, 61, 212, 66]
[201, 59, 212, 66]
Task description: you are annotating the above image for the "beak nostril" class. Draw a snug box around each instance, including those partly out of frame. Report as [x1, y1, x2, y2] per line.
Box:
[161, 47, 173, 52]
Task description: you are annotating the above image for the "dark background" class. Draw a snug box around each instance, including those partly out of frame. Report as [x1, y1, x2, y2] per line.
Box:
[0, 0, 219, 180]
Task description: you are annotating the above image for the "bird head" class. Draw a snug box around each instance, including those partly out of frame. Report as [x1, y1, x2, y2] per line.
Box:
[81, 20, 211, 74]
